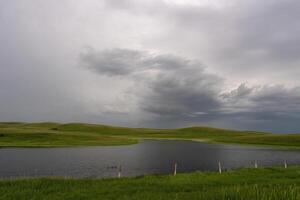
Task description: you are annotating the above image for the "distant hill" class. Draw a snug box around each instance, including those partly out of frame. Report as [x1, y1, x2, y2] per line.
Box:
[0, 122, 299, 148]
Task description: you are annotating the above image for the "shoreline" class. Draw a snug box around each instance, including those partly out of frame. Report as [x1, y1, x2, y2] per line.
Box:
[1, 137, 300, 150]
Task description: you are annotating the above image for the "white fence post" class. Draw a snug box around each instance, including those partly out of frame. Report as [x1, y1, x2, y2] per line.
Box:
[218, 161, 222, 174]
[118, 165, 122, 178]
[174, 163, 177, 176]
[284, 160, 287, 169]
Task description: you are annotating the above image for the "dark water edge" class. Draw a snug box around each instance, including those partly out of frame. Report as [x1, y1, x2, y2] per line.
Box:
[0, 140, 299, 179]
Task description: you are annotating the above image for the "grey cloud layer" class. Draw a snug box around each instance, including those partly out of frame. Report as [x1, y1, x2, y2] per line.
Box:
[104, 0, 300, 84]
[81, 48, 300, 132]
[1, 0, 300, 132]
[222, 84, 300, 117]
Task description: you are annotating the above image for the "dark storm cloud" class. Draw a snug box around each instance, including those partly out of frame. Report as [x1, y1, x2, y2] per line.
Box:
[80, 48, 145, 76]
[223, 84, 300, 116]
[81, 48, 300, 132]
[80, 48, 197, 76]
[220, 84, 300, 132]
[81, 48, 223, 120]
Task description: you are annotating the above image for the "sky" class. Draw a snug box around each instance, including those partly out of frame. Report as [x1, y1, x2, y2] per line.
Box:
[1, 0, 300, 133]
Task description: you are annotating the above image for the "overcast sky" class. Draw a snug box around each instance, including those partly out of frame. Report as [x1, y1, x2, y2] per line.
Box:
[1, 0, 300, 132]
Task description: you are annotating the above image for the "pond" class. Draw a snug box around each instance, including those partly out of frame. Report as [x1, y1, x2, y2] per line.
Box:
[0, 140, 299, 178]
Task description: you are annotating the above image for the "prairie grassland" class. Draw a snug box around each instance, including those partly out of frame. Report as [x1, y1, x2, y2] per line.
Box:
[0, 167, 300, 200]
[0, 122, 300, 148]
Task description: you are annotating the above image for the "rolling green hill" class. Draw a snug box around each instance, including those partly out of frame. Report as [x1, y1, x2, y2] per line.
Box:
[0, 122, 300, 148]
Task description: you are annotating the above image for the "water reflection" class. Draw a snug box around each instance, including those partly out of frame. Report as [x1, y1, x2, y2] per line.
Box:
[0, 140, 299, 178]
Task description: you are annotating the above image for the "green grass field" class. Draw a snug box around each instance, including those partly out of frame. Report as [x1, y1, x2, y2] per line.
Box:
[1, 123, 300, 199]
[0, 167, 300, 200]
[1, 122, 300, 148]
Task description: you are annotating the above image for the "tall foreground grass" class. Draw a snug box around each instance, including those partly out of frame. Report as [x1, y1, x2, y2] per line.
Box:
[1, 167, 300, 200]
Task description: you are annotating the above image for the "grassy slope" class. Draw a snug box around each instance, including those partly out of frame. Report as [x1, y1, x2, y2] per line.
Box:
[1, 122, 300, 147]
[0, 123, 138, 147]
[1, 167, 300, 200]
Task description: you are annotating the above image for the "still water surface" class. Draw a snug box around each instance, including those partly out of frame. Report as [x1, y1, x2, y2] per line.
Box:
[0, 140, 299, 178]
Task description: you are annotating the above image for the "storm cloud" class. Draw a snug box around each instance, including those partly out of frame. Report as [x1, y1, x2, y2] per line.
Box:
[80, 49, 222, 119]
[1, 0, 300, 132]
[81, 48, 300, 131]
